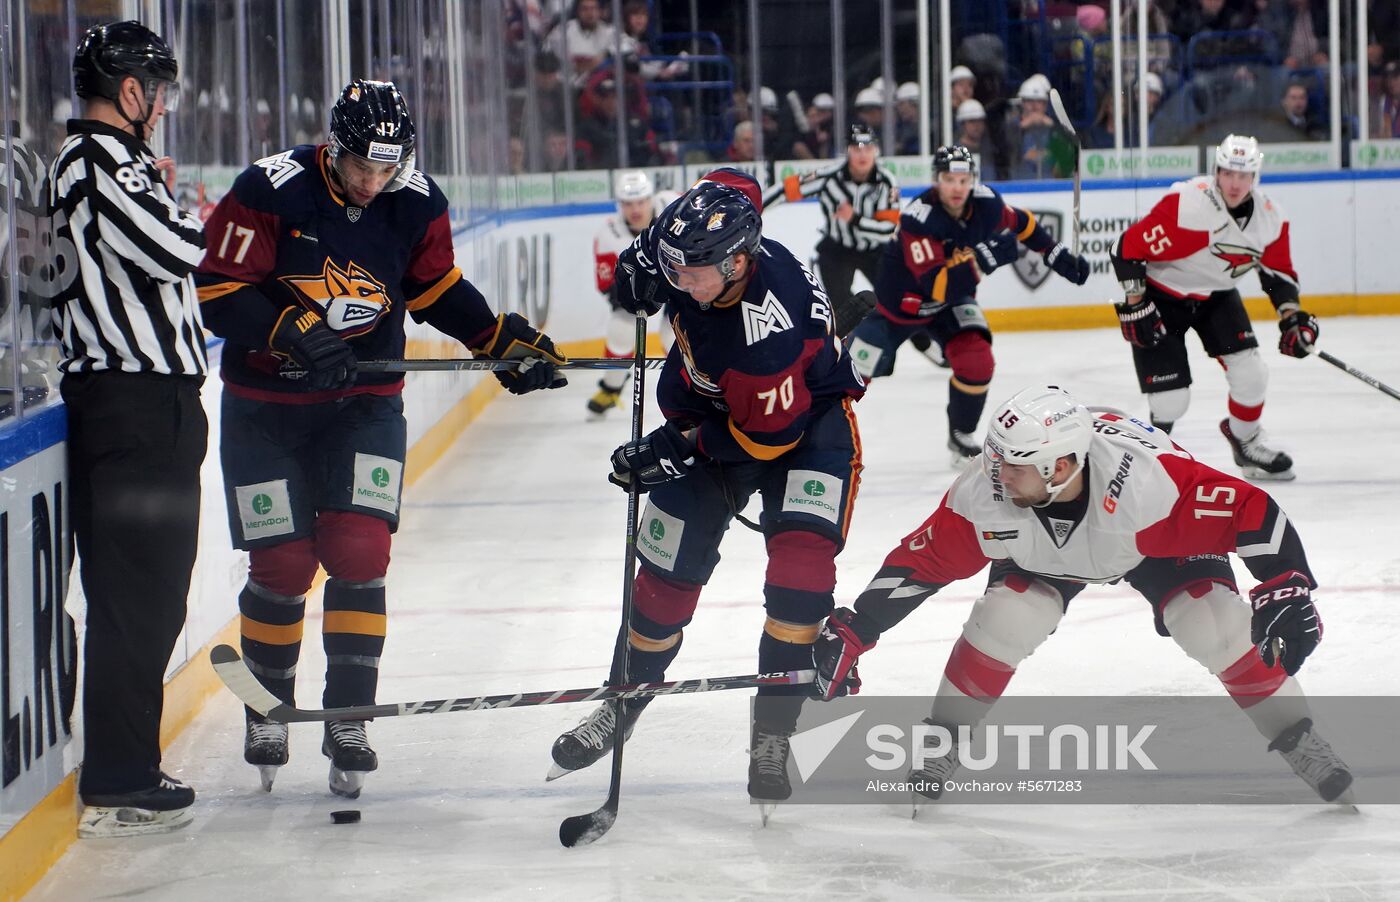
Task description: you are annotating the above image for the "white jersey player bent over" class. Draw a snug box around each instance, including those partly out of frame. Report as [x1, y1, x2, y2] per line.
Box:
[1109, 134, 1320, 480]
[812, 386, 1351, 804]
[586, 169, 676, 416]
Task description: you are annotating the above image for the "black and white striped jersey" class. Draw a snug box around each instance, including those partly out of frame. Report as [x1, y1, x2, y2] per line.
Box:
[762, 161, 902, 252]
[48, 119, 207, 376]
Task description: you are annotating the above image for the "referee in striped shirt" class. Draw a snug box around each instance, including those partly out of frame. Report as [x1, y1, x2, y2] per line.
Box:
[763, 123, 900, 334]
[50, 21, 206, 835]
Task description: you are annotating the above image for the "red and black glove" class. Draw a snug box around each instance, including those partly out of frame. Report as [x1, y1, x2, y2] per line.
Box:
[812, 607, 877, 700]
[1249, 570, 1322, 676]
[1278, 308, 1319, 359]
[1115, 296, 1167, 349]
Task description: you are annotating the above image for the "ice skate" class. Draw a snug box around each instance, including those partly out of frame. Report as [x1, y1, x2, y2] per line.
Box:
[323, 720, 377, 799]
[586, 381, 623, 418]
[245, 715, 289, 792]
[748, 725, 794, 826]
[1220, 419, 1295, 481]
[947, 430, 980, 469]
[910, 332, 949, 368]
[547, 700, 645, 781]
[1268, 717, 1355, 806]
[909, 720, 961, 818]
[78, 773, 195, 838]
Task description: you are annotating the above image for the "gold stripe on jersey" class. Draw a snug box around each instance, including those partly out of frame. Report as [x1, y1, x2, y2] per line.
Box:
[407, 266, 462, 312]
[196, 280, 247, 302]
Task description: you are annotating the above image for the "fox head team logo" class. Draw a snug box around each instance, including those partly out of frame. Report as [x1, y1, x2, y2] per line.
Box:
[1012, 210, 1061, 290]
[280, 258, 392, 336]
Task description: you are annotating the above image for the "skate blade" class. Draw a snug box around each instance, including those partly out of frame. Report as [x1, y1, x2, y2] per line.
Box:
[78, 805, 193, 838]
[258, 765, 279, 792]
[329, 766, 366, 800]
[758, 803, 776, 827]
[1240, 465, 1295, 481]
[545, 760, 583, 782]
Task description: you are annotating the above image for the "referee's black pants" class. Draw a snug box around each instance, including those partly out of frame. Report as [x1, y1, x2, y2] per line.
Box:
[61, 371, 207, 797]
[816, 238, 882, 320]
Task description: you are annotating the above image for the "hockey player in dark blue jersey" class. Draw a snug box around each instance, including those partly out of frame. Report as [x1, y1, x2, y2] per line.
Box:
[194, 79, 565, 798]
[847, 145, 1090, 466]
[548, 170, 866, 807]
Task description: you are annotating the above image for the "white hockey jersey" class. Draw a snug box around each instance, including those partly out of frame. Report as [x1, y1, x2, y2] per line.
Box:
[1113, 176, 1298, 302]
[592, 193, 677, 295]
[850, 414, 1313, 630]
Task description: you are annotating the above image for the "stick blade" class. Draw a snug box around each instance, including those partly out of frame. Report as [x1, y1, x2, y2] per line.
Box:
[1048, 88, 1077, 138]
[209, 643, 294, 720]
[559, 806, 617, 848]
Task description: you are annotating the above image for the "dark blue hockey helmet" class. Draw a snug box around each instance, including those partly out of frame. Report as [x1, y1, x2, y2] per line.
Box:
[654, 181, 762, 295]
[328, 79, 417, 191]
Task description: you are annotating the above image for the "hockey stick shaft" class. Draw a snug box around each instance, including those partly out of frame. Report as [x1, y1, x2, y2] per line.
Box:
[1048, 88, 1082, 256]
[209, 644, 814, 723]
[359, 357, 665, 373]
[1314, 349, 1400, 402]
[560, 311, 651, 847]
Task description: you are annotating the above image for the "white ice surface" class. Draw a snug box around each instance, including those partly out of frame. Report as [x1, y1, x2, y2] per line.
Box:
[30, 318, 1400, 901]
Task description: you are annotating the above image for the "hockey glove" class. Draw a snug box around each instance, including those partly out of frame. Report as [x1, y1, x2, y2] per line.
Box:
[1249, 570, 1322, 676]
[471, 312, 568, 394]
[971, 232, 1018, 275]
[1278, 308, 1319, 359]
[614, 258, 666, 316]
[609, 421, 697, 491]
[1114, 297, 1168, 349]
[1045, 243, 1091, 285]
[812, 608, 877, 700]
[834, 289, 877, 339]
[269, 306, 358, 391]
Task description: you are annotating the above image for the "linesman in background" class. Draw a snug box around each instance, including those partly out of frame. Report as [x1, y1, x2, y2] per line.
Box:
[762, 123, 900, 337]
[49, 21, 208, 838]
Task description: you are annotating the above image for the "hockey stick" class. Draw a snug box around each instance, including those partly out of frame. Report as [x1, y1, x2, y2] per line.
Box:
[1047, 88, 1082, 255]
[1312, 348, 1400, 402]
[358, 357, 664, 374]
[560, 310, 650, 848]
[209, 644, 813, 721]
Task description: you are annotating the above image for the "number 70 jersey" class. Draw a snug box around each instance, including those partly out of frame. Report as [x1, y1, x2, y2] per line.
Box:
[887, 414, 1312, 588]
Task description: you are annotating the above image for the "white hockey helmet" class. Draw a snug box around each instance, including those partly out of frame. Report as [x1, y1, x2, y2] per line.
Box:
[1018, 74, 1051, 101]
[854, 87, 883, 108]
[1215, 134, 1263, 174]
[614, 169, 654, 203]
[982, 385, 1094, 505]
[949, 65, 976, 86]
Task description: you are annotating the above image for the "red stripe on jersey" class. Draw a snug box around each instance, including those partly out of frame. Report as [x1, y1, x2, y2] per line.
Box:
[1259, 221, 1298, 282]
[1218, 648, 1287, 708]
[198, 194, 281, 283]
[945, 636, 1016, 701]
[1119, 192, 1210, 263]
[404, 211, 458, 286]
[1135, 454, 1273, 559]
[884, 494, 991, 586]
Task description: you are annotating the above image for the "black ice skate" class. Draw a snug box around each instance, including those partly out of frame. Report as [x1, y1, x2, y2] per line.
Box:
[748, 725, 794, 826]
[909, 719, 962, 818]
[1268, 717, 1355, 805]
[586, 380, 623, 417]
[547, 700, 646, 781]
[322, 720, 378, 799]
[78, 773, 195, 838]
[947, 430, 980, 469]
[1219, 419, 1295, 481]
[245, 714, 290, 792]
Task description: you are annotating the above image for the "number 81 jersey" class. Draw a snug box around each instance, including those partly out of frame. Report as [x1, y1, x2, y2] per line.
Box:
[888, 414, 1313, 588]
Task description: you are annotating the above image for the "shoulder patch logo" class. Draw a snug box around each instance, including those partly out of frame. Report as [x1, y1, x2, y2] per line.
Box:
[254, 150, 304, 189]
[402, 169, 430, 196]
[741, 290, 795, 346]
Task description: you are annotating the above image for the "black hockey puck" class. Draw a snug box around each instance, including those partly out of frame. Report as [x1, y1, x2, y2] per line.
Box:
[330, 809, 361, 824]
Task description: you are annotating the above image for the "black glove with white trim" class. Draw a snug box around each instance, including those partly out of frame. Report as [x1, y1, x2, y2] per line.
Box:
[1045, 242, 1090, 285]
[1115, 296, 1168, 349]
[1249, 570, 1322, 676]
[971, 232, 1018, 274]
[609, 421, 697, 491]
